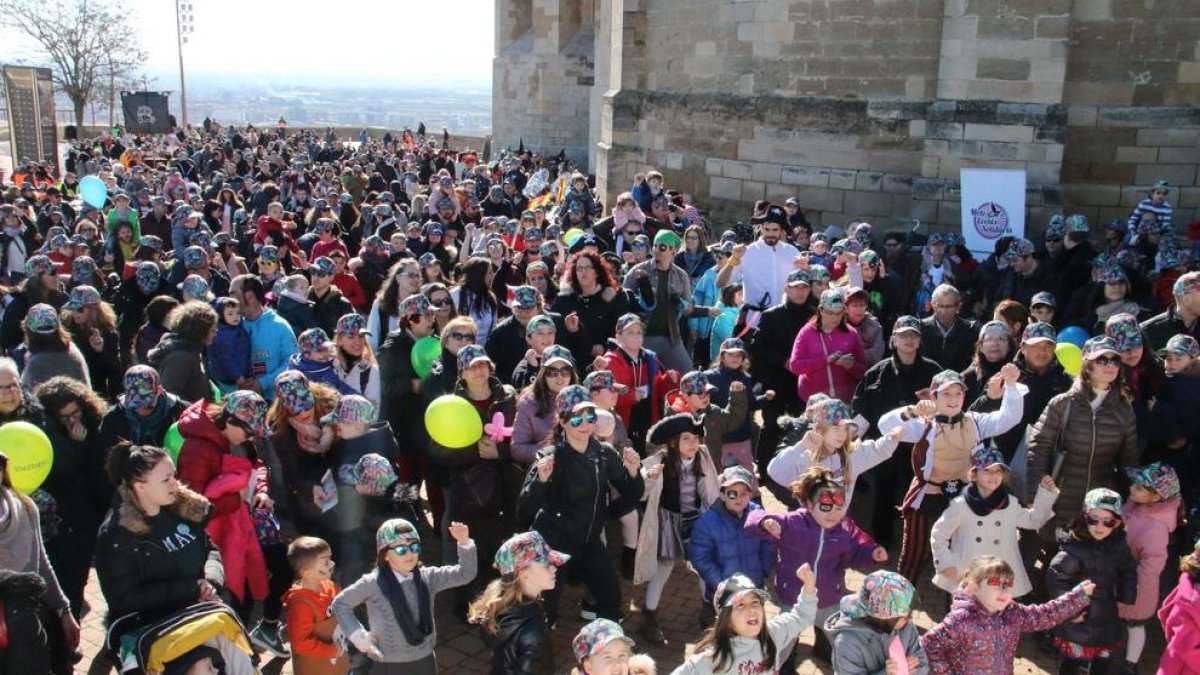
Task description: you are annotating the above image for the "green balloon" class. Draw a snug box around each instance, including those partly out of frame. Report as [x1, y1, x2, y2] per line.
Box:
[411, 336, 442, 379]
[425, 395, 483, 448]
[209, 380, 222, 403]
[163, 422, 184, 463]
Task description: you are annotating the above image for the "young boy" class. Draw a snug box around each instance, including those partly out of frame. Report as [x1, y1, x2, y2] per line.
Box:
[1126, 178, 1173, 237]
[282, 536, 349, 675]
[1030, 291, 1057, 326]
[663, 371, 748, 468]
[510, 314, 558, 388]
[600, 313, 673, 449]
[825, 570, 929, 675]
[209, 297, 252, 395]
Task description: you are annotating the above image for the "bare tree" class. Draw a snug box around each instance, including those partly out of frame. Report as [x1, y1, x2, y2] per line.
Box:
[1, 0, 148, 129]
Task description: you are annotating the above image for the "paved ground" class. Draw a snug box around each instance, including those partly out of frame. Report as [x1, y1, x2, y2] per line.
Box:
[76, 474, 1167, 674]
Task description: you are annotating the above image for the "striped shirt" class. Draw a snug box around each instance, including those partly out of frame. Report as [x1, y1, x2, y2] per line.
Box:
[1127, 198, 1173, 233]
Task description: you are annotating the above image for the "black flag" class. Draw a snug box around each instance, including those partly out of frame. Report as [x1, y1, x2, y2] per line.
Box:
[121, 92, 171, 133]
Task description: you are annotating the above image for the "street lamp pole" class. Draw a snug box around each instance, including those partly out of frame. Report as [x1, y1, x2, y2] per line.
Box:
[174, 0, 190, 129]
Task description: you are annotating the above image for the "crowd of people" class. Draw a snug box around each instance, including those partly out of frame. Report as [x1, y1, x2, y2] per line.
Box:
[0, 118, 1198, 675]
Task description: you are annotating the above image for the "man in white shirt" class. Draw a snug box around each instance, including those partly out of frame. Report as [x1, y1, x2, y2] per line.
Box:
[715, 205, 800, 326]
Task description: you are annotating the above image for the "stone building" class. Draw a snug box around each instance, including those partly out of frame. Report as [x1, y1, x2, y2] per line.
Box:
[493, 0, 1200, 236]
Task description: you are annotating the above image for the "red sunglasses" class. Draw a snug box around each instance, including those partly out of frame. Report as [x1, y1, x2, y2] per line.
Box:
[985, 577, 1014, 591]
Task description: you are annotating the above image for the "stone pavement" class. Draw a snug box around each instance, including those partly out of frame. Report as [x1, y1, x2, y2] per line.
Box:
[77, 482, 1165, 674]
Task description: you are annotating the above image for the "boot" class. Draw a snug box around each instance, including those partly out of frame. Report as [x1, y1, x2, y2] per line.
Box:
[621, 547, 636, 581]
[641, 610, 666, 645]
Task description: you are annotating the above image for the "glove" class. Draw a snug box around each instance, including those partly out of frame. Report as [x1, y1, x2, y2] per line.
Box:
[350, 628, 384, 660]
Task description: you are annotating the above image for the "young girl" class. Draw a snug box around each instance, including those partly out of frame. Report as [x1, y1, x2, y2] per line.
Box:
[701, 337, 769, 470]
[1159, 537, 1200, 672]
[332, 518, 477, 675]
[921, 556, 1094, 675]
[634, 413, 721, 645]
[1118, 463, 1180, 673]
[209, 297, 251, 395]
[767, 396, 901, 506]
[671, 567, 817, 675]
[571, 619, 637, 675]
[825, 571, 927, 675]
[1047, 488, 1138, 675]
[747, 466, 887, 663]
[929, 447, 1059, 600]
[469, 530, 569, 675]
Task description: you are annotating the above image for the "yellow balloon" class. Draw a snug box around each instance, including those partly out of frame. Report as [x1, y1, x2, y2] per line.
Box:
[424, 395, 483, 448]
[0, 421, 53, 494]
[1055, 342, 1082, 377]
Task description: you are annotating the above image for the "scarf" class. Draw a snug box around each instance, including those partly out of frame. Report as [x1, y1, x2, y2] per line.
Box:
[934, 412, 964, 425]
[376, 565, 432, 646]
[124, 393, 175, 444]
[612, 207, 646, 232]
[1095, 299, 1137, 324]
[964, 483, 1009, 517]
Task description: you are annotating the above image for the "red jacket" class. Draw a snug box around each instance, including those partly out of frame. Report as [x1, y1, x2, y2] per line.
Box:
[176, 399, 269, 601]
[332, 272, 368, 311]
[604, 345, 678, 431]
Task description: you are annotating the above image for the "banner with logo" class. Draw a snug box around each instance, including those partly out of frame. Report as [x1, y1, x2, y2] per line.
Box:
[121, 91, 171, 134]
[959, 168, 1025, 255]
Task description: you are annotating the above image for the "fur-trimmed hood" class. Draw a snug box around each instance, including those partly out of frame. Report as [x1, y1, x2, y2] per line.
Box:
[114, 484, 211, 536]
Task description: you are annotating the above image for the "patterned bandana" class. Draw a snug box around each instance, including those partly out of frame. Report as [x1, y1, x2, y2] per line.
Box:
[509, 285, 540, 309]
[321, 394, 376, 426]
[122, 366, 161, 409]
[679, 371, 717, 396]
[839, 571, 914, 620]
[1162, 334, 1200, 358]
[337, 453, 396, 496]
[224, 390, 267, 436]
[554, 385, 594, 417]
[1104, 313, 1143, 351]
[375, 518, 419, 552]
[179, 275, 212, 301]
[493, 530, 570, 576]
[24, 304, 60, 333]
[1083, 487, 1123, 514]
[572, 619, 635, 663]
[274, 370, 315, 416]
[1125, 462, 1181, 501]
[64, 285, 101, 311]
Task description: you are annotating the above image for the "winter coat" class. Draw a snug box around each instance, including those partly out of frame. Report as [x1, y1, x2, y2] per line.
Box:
[275, 294, 320, 336]
[94, 485, 224, 627]
[331, 542, 477, 663]
[672, 391, 748, 469]
[687, 501, 774, 597]
[1025, 384, 1139, 537]
[511, 391, 557, 466]
[919, 316, 979, 374]
[1147, 365, 1200, 445]
[148, 333, 212, 404]
[1160, 573, 1200, 674]
[67, 324, 121, 398]
[604, 345, 675, 431]
[1118, 497, 1179, 620]
[824, 611, 929, 675]
[920, 585, 1091, 675]
[1047, 530, 1137, 647]
[850, 314, 886, 365]
[377, 328, 425, 447]
[309, 286, 354, 337]
[328, 423, 401, 534]
[745, 507, 878, 608]
[929, 484, 1058, 596]
[789, 322, 868, 402]
[333, 357, 381, 414]
[0, 569, 51, 674]
[242, 308, 298, 399]
[549, 286, 633, 356]
[750, 300, 815, 394]
[852, 355, 945, 436]
[174, 400, 269, 602]
[209, 321, 252, 387]
[633, 448, 720, 585]
[518, 437, 645, 550]
[1141, 305, 1200, 353]
[970, 355, 1072, 464]
[481, 600, 549, 675]
[703, 365, 767, 444]
[20, 342, 91, 390]
[670, 593, 817, 675]
[283, 579, 349, 675]
[0, 286, 68, 351]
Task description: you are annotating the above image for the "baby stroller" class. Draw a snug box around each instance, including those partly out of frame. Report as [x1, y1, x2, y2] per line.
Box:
[104, 602, 260, 675]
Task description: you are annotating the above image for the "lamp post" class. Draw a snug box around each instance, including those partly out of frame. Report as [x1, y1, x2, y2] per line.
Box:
[175, 0, 195, 129]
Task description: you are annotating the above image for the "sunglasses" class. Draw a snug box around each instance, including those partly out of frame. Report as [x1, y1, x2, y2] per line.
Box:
[450, 332, 476, 341]
[388, 542, 422, 556]
[1085, 514, 1120, 528]
[985, 577, 1014, 591]
[430, 298, 452, 307]
[1091, 355, 1121, 367]
[815, 490, 846, 508]
[568, 409, 598, 427]
[543, 366, 572, 378]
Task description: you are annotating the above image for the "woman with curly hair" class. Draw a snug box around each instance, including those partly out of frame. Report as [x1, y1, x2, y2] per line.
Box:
[148, 300, 218, 404]
[60, 284, 122, 398]
[550, 250, 646, 358]
[32, 376, 111, 619]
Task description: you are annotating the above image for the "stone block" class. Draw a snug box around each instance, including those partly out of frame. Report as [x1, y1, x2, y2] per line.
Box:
[964, 124, 1035, 143]
[882, 173, 914, 194]
[1065, 184, 1122, 207]
[829, 170, 858, 190]
[752, 162, 782, 183]
[846, 191, 895, 218]
[1180, 62, 1200, 85]
[1136, 164, 1197, 188]
[976, 16, 1034, 40]
[1073, 0, 1113, 20]
[705, 157, 724, 176]
[911, 199, 939, 223]
[723, 160, 754, 180]
[1067, 105, 1099, 126]
[1085, 162, 1136, 184]
[661, 152, 684, 171]
[781, 166, 831, 188]
[1136, 128, 1200, 147]
[710, 176, 743, 200]
[795, 187, 845, 212]
[1177, 187, 1200, 209]
[765, 183, 796, 203]
[1028, 162, 1062, 183]
[912, 178, 945, 200]
[977, 58, 1032, 82]
[855, 171, 885, 191]
[1115, 146, 1158, 163]
[938, 200, 963, 225]
[742, 181, 766, 202]
[926, 122, 964, 140]
[909, 120, 927, 137]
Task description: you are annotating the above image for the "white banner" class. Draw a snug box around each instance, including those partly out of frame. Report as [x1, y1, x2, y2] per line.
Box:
[959, 168, 1026, 255]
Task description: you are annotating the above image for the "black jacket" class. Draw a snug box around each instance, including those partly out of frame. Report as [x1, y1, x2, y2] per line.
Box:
[377, 329, 425, 447]
[97, 394, 190, 456]
[969, 353, 1071, 463]
[0, 285, 69, 351]
[308, 286, 354, 337]
[852, 354, 943, 437]
[483, 600, 549, 675]
[518, 438, 644, 549]
[549, 287, 637, 357]
[750, 300, 814, 393]
[485, 311, 591, 388]
[94, 486, 224, 627]
[919, 316, 978, 373]
[1047, 241, 1096, 306]
[1141, 305, 1200, 352]
[1048, 530, 1136, 647]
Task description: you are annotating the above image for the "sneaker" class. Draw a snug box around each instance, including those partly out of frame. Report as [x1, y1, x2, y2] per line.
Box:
[580, 601, 599, 621]
[249, 621, 290, 658]
[1120, 662, 1139, 675]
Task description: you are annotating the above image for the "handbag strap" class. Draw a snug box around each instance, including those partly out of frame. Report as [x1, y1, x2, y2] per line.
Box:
[817, 331, 836, 397]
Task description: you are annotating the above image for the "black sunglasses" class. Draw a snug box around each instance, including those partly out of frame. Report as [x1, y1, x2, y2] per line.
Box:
[450, 332, 476, 341]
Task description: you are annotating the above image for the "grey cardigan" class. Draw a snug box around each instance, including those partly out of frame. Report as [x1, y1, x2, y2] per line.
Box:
[331, 541, 477, 663]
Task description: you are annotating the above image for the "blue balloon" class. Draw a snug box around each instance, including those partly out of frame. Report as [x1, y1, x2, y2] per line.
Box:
[79, 175, 107, 209]
[1057, 326, 1089, 348]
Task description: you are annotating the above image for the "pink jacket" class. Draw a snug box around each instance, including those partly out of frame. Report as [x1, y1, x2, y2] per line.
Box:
[788, 323, 867, 402]
[1118, 498, 1179, 620]
[1160, 573, 1200, 674]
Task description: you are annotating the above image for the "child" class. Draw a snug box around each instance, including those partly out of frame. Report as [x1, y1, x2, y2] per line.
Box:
[331, 518, 477, 675]
[930, 447, 1059, 600]
[671, 567, 817, 675]
[664, 371, 747, 469]
[1126, 178, 1173, 236]
[283, 536, 350, 675]
[1149, 335, 1200, 468]
[325, 395, 407, 581]
[634, 413, 721, 645]
[703, 337, 773, 471]
[747, 466, 887, 663]
[209, 297, 251, 395]
[601, 313, 673, 450]
[921, 556, 1094, 675]
[1118, 463, 1181, 673]
[1159, 537, 1200, 672]
[1030, 291, 1057, 326]
[768, 396, 901, 506]
[825, 571, 928, 675]
[290, 328, 358, 396]
[510, 314, 559, 389]
[162, 646, 225, 675]
[469, 530, 569, 675]
[571, 619, 637, 675]
[1047, 488, 1138, 674]
[706, 285, 743, 363]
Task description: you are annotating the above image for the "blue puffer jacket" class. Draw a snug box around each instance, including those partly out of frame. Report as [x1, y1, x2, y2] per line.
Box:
[687, 500, 774, 600]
